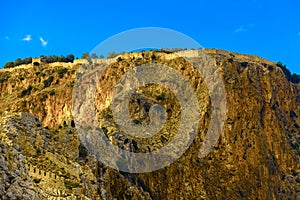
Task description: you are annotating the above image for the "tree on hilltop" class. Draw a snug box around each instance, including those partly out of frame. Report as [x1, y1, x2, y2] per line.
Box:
[81, 53, 90, 60]
[4, 61, 14, 68]
[66, 54, 74, 62]
[107, 51, 118, 58]
[91, 53, 98, 59]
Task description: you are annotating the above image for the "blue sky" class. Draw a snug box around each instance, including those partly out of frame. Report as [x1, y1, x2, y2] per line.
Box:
[1, 0, 300, 73]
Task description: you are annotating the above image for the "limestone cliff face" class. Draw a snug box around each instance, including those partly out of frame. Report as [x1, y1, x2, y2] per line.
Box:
[0, 65, 76, 128]
[0, 49, 299, 199]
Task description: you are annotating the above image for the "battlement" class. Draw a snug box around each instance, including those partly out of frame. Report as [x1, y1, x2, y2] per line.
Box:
[22, 159, 90, 198]
[113, 49, 201, 61]
[45, 152, 81, 179]
[0, 50, 204, 73]
[26, 163, 65, 183]
[25, 163, 85, 199]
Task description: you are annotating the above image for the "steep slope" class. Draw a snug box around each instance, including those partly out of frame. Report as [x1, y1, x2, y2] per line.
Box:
[0, 49, 299, 199]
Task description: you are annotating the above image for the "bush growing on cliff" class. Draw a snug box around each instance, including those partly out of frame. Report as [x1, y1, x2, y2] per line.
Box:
[43, 76, 54, 88]
[49, 90, 55, 96]
[64, 180, 81, 190]
[157, 92, 166, 100]
[20, 85, 33, 97]
[0, 72, 9, 83]
[276, 62, 300, 84]
[57, 67, 68, 78]
[78, 143, 88, 158]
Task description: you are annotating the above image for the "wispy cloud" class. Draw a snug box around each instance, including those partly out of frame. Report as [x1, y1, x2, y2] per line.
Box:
[298, 32, 300, 36]
[22, 34, 32, 41]
[235, 25, 247, 33]
[235, 24, 255, 33]
[5, 36, 9, 40]
[40, 37, 48, 46]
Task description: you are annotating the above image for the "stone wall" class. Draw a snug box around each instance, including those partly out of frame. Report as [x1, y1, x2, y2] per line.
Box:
[25, 163, 64, 186]
[48, 62, 76, 68]
[73, 59, 88, 65]
[25, 163, 85, 199]
[0, 50, 205, 73]
[45, 152, 81, 179]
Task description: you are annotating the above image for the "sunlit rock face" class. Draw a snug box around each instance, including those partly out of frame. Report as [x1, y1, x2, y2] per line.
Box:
[0, 49, 299, 199]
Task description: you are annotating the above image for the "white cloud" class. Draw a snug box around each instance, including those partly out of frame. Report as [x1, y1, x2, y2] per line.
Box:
[5, 36, 9, 40]
[40, 37, 48, 46]
[235, 25, 247, 33]
[22, 34, 32, 41]
[235, 24, 255, 33]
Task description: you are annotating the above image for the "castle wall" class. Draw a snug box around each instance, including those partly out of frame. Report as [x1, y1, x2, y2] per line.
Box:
[73, 59, 88, 65]
[26, 163, 65, 188]
[25, 162, 85, 199]
[48, 62, 75, 68]
[0, 50, 207, 73]
[45, 152, 81, 179]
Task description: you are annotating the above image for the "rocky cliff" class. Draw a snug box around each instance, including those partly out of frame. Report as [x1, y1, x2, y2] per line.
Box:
[0, 49, 299, 199]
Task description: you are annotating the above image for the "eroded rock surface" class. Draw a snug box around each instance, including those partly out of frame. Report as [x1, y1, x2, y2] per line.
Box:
[0, 49, 299, 199]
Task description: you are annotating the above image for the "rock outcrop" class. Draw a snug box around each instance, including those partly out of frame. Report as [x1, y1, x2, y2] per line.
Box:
[0, 49, 299, 199]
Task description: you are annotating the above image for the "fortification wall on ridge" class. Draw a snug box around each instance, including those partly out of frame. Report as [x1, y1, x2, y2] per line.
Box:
[0, 50, 215, 73]
[25, 163, 65, 187]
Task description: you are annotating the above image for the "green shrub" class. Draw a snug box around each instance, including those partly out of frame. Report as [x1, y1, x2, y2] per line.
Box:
[0, 72, 9, 83]
[71, 120, 75, 127]
[241, 62, 248, 67]
[43, 76, 54, 88]
[133, 119, 140, 124]
[4, 57, 32, 68]
[57, 67, 68, 78]
[101, 127, 108, 135]
[105, 113, 113, 119]
[291, 142, 299, 150]
[78, 143, 88, 158]
[49, 90, 55, 96]
[157, 93, 166, 101]
[64, 180, 81, 190]
[292, 169, 298, 176]
[33, 178, 41, 184]
[276, 62, 300, 84]
[81, 53, 91, 61]
[117, 57, 123, 62]
[40, 54, 74, 63]
[21, 85, 32, 97]
[151, 54, 156, 60]
[4, 61, 14, 68]
[107, 51, 118, 58]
